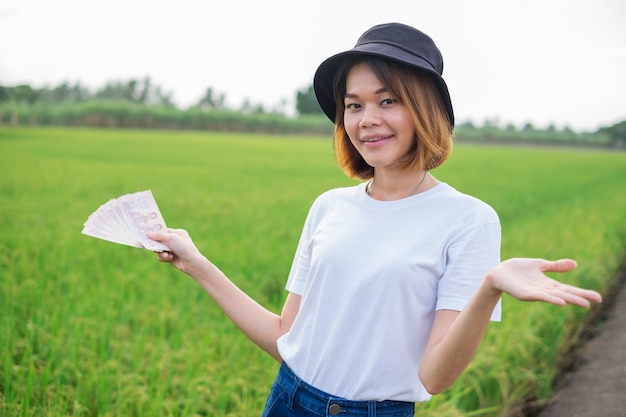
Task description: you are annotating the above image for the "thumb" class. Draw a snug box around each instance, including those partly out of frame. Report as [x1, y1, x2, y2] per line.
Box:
[541, 258, 577, 273]
[147, 230, 171, 243]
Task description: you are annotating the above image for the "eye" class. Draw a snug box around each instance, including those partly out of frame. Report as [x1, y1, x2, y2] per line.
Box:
[345, 102, 361, 110]
[380, 98, 396, 106]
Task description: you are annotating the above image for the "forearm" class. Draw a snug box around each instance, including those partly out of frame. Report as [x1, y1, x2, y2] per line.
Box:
[419, 257, 602, 394]
[182, 254, 288, 362]
[419, 275, 502, 394]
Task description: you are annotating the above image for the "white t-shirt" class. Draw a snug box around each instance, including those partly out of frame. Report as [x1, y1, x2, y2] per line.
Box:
[276, 182, 501, 402]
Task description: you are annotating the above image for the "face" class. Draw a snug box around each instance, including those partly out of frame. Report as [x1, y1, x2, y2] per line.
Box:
[343, 62, 416, 174]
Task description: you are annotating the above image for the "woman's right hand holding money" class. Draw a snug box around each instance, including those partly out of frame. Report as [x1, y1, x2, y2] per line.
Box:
[148, 228, 204, 273]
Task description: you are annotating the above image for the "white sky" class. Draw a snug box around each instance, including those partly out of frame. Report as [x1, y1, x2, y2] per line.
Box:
[1, 0, 625, 131]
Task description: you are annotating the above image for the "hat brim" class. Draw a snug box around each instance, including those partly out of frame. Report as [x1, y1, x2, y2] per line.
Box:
[313, 43, 454, 127]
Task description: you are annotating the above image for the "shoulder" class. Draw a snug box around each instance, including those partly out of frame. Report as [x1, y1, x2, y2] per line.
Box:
[311, 184, 362, 208]
[298, 185, 359, 230]
[430, 183, 499, 224]
[300, 184, 362, 222]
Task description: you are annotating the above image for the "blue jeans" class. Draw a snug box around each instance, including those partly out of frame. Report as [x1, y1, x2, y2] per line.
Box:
[261, 362, 415, 416]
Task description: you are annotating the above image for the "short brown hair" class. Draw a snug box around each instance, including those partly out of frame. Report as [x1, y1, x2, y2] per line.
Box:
[332, 56, 453, 179]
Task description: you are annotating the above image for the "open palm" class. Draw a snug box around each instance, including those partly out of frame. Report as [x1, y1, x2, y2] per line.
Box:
[489, 258, 602, 308]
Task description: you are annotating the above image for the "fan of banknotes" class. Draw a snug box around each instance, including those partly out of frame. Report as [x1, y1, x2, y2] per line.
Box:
[82, 190, 170, 252]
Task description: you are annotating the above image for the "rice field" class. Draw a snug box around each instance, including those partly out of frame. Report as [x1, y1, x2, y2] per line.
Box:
[1, 127, 625, 417]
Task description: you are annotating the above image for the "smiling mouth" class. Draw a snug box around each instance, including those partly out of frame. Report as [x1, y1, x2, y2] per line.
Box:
[361, 135, 393, 143]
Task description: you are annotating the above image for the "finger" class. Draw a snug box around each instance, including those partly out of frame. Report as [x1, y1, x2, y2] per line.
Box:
[527, 288, 589, 308]
[546, 285, 602, 307]
[541, 259, 577, 273]
[560, 285, 603, 304]
[156, 251, 175, 262]
[525, 290, 568, 307]
[551, 290, 591, 308]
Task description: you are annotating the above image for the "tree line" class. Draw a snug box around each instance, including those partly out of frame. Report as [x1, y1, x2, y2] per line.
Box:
[0, 77, 323, 115]
[0, 78, 624, 147]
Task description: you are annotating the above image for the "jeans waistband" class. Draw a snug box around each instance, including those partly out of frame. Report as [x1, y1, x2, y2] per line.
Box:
[276, 361, 415, 416]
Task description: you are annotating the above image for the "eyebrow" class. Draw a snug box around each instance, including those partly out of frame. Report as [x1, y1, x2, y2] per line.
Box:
[344, 87, 389, 99]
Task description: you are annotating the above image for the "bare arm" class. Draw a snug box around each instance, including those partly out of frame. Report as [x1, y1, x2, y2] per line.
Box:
[149, 228, 300, 362]
[418, 258, 602, 395]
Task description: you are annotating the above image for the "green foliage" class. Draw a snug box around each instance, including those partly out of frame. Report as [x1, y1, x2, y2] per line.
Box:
[0, 100, 333, 135]
[93, 77, 175, 107]
[295, 84, 324, 116]
[0, 78, 173, 108]
[598, 120, 626, 148]
[2, 79, 622, 146]
[1, 80, 623, 145]
[0, 85, 41, 104]
[0, 98, 620, 145]
[1, 99, 620, 145]
[194, 87, 225, 111]
[1, 127, 625, 417]
[454, 122, 608, 146]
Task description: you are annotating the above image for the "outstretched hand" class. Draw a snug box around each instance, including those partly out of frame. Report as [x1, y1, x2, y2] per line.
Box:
[488, 258, 602, 308]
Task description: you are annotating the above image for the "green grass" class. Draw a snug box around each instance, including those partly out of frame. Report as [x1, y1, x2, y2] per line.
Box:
[1, 127, 625, 417]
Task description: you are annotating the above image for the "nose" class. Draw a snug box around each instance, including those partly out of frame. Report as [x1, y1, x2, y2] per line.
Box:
[359, 105, 382, 128]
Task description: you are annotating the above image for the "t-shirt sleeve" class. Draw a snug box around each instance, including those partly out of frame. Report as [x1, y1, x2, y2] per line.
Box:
[284, 198, 320, 295]
[436, 221, 502, 321]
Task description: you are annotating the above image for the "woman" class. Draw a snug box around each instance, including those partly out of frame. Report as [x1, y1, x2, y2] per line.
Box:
[149, 22, 602, 417]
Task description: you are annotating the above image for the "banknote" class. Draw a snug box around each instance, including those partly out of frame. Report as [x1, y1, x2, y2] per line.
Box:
[82, 190, 170, 252]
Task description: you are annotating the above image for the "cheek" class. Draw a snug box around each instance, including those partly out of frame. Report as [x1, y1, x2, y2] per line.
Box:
[342, 123, 361, 152]
[343, 116, 359, 140]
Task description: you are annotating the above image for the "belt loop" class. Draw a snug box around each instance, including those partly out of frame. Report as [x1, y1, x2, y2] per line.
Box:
[287, 378, 301, 410]
[368, 400, 376, 417]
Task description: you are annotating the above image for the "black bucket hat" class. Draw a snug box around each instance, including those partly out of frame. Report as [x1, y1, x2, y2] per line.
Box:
[313, 22, 454, 127]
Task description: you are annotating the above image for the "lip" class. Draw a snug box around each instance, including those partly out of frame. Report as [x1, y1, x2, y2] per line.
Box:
[360, 134, 393, 147]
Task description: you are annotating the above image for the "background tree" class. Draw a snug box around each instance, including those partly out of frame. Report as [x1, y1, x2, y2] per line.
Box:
[295, 84, 323, 116]
[196, 87, 226, 111]
[42, 82, 89, 103]
[93, 77, 173, 106]
[239, 98, 265, 114]
[95, 80, 129, 101]
[0, 86, 10, 102]
[598, 120, 626, 148]
[6, 85, 40, 104]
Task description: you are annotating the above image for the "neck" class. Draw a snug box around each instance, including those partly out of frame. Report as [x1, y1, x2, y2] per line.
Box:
[367, 170, 435, 201]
